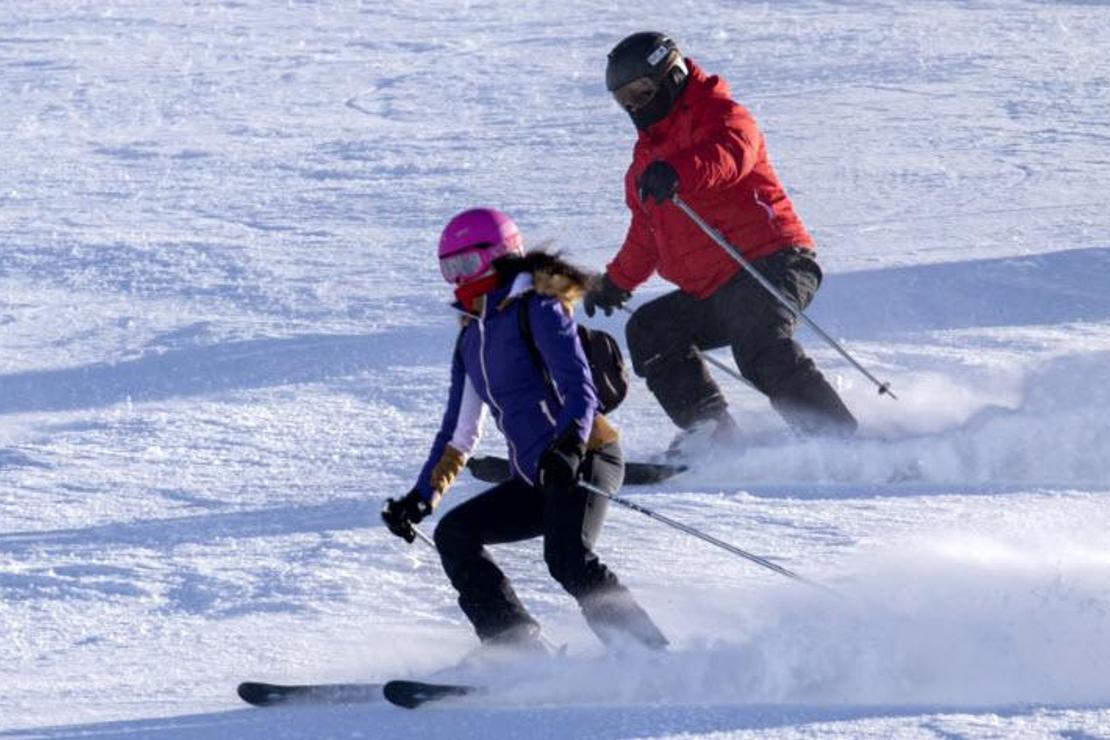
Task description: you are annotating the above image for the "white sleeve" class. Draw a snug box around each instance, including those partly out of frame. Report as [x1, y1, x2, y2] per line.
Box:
[449, 375, 486, 455]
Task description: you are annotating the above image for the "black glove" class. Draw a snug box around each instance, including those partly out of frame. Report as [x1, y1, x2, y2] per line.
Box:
[537, 433, 586, 493]
[583, 274, 632, 318]
[637, 160, 678, 204]
[381, 488, 433, 543]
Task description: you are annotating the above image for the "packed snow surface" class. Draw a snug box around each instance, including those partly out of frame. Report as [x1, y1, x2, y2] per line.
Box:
[2, 1, 1109, 738]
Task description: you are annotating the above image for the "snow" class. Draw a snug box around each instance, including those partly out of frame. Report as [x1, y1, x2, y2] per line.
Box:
[2, 1, 1109, 737]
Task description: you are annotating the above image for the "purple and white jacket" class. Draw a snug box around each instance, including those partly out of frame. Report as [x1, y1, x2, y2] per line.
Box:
[414, 273, 599, 500]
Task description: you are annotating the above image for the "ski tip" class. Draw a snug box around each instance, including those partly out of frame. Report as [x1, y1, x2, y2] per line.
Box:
[383, 679, 479, 709]
[237, 681, 285, 707]
[624, 461, 688, 485]
[237, 680, 385, 707]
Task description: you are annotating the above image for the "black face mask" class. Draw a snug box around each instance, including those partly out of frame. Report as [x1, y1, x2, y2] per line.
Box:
[628, 73, 687, 131]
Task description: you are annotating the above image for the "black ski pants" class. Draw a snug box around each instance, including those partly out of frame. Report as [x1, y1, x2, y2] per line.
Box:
[433, 442, 666, 649]
[625, 247, 857, 436]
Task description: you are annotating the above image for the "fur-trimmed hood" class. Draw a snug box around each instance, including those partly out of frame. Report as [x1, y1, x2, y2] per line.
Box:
[493, 251, 592, 308]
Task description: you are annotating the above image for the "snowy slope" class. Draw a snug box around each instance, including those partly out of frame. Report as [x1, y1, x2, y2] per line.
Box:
[2, 1, 1109, 737]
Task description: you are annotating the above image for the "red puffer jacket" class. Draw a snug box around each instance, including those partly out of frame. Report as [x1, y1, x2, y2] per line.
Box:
[606, 59, 813, 299]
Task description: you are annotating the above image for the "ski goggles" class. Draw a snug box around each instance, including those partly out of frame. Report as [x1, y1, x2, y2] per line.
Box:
[439, 243, 492, 284]
[611, 76, 659, 112]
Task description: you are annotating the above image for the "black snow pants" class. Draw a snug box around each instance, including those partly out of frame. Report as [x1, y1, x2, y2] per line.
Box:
[433, 441, 667, 649]
[625, 247, 857, 436]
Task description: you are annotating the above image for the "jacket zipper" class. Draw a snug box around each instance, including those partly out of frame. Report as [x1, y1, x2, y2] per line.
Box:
[477, 305, 531, 485]
[538, 399, 557, 427]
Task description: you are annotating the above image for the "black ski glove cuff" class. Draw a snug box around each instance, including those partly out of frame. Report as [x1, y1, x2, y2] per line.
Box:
[381, 488, 433, 543]
[637, 160, 678, 204]
[584, 274, 632, 318]
[537, 432, 587, 493]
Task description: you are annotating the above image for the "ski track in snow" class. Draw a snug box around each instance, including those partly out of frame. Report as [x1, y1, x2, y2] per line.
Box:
[2, 1, 1110, 738]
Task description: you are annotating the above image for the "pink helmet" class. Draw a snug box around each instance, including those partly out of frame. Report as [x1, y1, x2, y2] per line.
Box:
[437, 207, 524, 284]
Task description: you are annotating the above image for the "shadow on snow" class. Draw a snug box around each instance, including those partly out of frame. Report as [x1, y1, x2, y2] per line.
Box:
[0, 499, 371, 556]
[0, 327, 452, 416]
[1, 702, 1099, 740]
[814, 246, 1110, 337]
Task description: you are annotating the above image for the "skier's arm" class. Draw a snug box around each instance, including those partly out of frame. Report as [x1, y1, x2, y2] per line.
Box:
[669, 100, 761, 194]
[526, 295, 597, 446]
[414, 340, 486, 503]
[606, 190, 659, 292]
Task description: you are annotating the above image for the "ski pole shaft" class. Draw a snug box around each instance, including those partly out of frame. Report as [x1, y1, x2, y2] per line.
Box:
[411, 525, 436, 549]
[696, 347, 757, 391]
[671, 195, 897, 400]
[578, 481, 834, 594]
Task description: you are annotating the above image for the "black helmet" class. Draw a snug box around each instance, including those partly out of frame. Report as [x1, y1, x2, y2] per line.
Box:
[606, 32, 689, 130]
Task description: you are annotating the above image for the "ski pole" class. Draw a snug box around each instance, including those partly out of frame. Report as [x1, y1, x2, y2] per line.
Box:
[695, 347, 757, 391]
[578, 480, 836, 595]
[671, 195, 897, 400]
[411, 524, 436, 549]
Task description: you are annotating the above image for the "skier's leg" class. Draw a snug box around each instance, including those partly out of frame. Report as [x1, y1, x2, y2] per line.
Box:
[434, 479, 545, 643]
[721, 248, 857, 436]
[744, 337, 857, 436]
[625, 290, 731, 429]
[542, 443, 668, 649]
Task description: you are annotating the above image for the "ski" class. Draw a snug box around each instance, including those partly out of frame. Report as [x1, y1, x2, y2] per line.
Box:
[382, 679, 482, 709]
[466, 455, 686, 485]
[237, 681, 383, 707]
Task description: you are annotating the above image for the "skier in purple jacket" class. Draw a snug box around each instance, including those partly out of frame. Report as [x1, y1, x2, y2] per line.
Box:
[382, 207, 667, 653]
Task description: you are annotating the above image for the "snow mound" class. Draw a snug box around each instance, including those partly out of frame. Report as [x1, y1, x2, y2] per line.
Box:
[691, 351, 1110, 489]
[460, 533, 1110, 708]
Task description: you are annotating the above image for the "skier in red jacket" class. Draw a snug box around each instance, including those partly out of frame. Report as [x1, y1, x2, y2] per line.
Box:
[585, 32, 857, 454]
